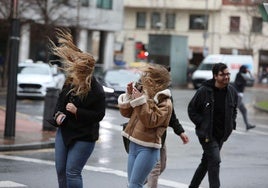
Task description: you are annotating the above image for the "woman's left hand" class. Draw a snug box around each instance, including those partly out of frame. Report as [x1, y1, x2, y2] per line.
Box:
[66, 102, 77, 114]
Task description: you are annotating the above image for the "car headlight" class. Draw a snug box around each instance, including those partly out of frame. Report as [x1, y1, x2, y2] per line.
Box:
[103, 86, 114, 93]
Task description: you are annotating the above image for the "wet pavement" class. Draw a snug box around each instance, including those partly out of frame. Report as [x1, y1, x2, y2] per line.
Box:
[0, 83, 267, 152]
[0, 106, 55, 151]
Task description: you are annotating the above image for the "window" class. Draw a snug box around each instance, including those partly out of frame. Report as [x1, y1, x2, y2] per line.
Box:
[251, 17, 262, 33]
[97, 0, 112, 9]
[166, 13, 175, 29]
[151, 12, 161, 29]
[230, 16, 240, 32]
[189, 14, 208, 30]
[230, 0, 242, 2]
[80, 0, 89, 7]
[136, 12, 146, 28]
[53, 0, 68, 4]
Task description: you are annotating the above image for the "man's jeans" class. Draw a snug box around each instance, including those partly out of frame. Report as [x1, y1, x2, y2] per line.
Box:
[55, 129, 95, 188]
[128, 141, 160, 188]
[189, 138, 223, 188]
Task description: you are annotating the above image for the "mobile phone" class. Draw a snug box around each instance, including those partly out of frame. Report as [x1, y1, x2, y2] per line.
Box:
[134, 81, 143, 92]
[60, 115, 66, 123]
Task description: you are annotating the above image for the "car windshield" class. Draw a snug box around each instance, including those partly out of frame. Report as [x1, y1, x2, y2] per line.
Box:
[197, 63, 215, 70]
[104, 69, 140, 87]
[18, 66, 50, 75]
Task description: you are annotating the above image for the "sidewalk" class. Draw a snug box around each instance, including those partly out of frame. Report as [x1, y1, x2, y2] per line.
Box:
[0, 106, 56, 151]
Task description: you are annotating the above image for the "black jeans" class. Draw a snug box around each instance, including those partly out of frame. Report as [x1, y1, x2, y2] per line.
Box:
[189, 138, 223, 188]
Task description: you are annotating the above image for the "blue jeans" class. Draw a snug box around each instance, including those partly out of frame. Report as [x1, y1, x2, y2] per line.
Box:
[55, 128, 95, 188]
[128, 141, 160, 188]
[189, 138, 223, 188]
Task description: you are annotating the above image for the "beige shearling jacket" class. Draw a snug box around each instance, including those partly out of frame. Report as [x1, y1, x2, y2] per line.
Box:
[118, 89, 172, 149]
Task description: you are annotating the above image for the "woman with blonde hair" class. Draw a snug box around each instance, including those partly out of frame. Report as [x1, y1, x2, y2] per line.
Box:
[50, 28, 106, 188]
[118, 63, 173, 188]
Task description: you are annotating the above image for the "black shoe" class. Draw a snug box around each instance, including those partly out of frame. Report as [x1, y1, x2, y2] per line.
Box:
[247, 125, 256, 130]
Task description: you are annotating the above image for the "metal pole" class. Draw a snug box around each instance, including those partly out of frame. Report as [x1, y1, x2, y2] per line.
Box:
[4, 0, 20, 138]
[203, 0, 209, 57]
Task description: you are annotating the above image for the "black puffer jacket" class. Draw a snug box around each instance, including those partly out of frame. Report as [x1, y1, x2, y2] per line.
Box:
[188, 79, 238, 142]
[54, 76, 106, 146]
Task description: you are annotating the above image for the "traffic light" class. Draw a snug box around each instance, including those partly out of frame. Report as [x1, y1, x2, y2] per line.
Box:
[135, 42, 148, 61]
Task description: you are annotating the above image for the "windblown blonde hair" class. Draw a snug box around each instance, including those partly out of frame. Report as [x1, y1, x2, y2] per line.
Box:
[49, 28, 95, 98]
[140, 64, 171, 99]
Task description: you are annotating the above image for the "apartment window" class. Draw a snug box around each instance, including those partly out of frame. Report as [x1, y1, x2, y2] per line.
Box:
[151, 12, 161, 29]
[230, 0, 242, 2]
[53, 0, 88, 6]
[97, 0, 112, 9]
[53, 0, 68, 3]
[251, 17, 262, 33]
[136, 12, 146, 28]
[189, 14, 208, 30]
[80, 0, 89, 7]
[166, 13, 175, 29]
[230, 16, 240, 32]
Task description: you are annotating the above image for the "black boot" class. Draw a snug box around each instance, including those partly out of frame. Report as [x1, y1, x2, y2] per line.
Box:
[247, 124, 256, 130]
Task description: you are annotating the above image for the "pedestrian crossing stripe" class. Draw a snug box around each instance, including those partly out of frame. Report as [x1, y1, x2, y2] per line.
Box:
[0, 181, 26, 187]
[0, 155, 196, 188]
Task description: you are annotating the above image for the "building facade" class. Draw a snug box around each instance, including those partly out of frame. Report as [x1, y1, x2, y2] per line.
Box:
[0, 0, 124, 71]
[116, 0, 268, 77]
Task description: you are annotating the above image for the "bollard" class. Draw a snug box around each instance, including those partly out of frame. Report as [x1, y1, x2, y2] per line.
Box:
[43, 87, 60, 131]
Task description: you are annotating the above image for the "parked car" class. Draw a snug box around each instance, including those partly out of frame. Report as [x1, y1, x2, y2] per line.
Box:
[17, 61, 65, 98]
[97, 68, 141, 107]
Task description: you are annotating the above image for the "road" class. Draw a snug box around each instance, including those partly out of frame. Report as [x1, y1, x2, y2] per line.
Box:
[0, 87, 268, 188]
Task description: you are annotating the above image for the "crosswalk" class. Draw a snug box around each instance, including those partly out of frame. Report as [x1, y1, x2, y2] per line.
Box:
[0, 181, 26, 188]
[0, 155, 193, 188]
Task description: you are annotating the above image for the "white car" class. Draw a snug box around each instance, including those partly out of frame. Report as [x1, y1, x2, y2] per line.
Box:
[17, 62, 65, 98]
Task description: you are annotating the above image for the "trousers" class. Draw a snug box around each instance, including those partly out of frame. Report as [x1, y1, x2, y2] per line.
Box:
[55, 129, 95, 188]
[189, 138, 223, 188]
[237, 94, 251, 128]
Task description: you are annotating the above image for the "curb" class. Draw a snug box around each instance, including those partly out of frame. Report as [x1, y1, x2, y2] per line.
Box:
[254, 105, 268, 113]
[0, 141, 55, 152]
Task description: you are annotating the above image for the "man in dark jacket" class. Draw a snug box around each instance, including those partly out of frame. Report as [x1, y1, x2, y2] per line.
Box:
[188, 63, 238, 188]
[233, 65, 256, 130]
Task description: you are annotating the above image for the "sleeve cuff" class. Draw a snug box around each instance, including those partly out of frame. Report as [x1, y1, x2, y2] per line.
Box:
[130, 95, 147, 108]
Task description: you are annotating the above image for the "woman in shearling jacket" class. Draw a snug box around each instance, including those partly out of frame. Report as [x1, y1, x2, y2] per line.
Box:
[50, 29, 106, 188]
[118, 64, 172, 188]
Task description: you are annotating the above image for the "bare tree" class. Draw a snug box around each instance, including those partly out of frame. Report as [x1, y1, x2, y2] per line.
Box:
[0, 0, 77, 86]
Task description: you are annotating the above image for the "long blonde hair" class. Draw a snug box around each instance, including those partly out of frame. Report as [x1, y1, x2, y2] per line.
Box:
[140, 64, 171, 99]
[49, 28, 95, 98]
